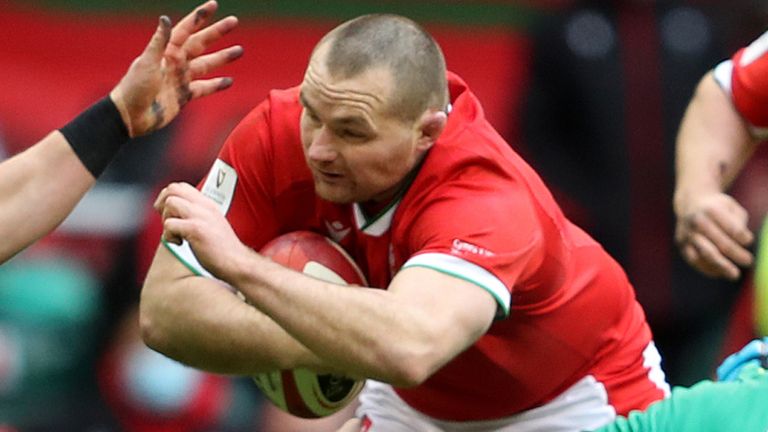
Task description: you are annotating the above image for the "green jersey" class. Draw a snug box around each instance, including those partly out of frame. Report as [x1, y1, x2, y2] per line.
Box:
[594, 365, 768, 432]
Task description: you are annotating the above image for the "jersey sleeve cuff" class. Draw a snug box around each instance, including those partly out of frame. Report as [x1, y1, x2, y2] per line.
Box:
[713, 59, 768, 139]
[402, 252, 511, 319]
[162, 239, 214, 278]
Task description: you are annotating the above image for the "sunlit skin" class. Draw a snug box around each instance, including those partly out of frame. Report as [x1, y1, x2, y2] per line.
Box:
[299, 42, 442, 212]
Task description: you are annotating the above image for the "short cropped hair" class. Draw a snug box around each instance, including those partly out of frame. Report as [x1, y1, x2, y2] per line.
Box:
[320, 14, 449, 122]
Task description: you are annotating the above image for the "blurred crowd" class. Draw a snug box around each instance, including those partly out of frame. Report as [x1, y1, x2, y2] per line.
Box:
[1, 0, 767, 430]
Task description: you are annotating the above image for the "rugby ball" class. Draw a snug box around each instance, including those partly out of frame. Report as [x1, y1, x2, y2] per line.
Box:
[252, 231, 367, 418]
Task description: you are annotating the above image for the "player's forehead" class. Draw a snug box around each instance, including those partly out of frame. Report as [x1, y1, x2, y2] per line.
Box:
[300, 48, 395, 122]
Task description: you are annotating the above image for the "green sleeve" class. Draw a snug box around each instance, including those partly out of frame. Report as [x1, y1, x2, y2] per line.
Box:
[593, 366, 768, 432]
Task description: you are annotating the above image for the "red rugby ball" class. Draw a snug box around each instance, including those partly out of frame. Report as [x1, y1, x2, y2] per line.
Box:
[260, 231, 367, 287]
[253, 231, 367, 418]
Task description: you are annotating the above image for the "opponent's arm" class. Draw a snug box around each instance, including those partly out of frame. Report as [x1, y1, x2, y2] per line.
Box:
[673, 72, 758, 280]
[0, 132, 97, 262]
[148, 182, 497, 386]
[0, 0, 241, 263]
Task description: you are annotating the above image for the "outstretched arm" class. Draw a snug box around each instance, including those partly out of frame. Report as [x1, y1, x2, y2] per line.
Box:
[0, 0, 241, 264]
[673, 72, 758, 280]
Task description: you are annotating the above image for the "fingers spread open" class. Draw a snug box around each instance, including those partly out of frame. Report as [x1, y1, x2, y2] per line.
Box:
[169, 0, 219, 49]
[143, 15, 173, 63]
[188, 77, 234, 100]
[185, 15, 239, 60]
[189, 45, 243, 78]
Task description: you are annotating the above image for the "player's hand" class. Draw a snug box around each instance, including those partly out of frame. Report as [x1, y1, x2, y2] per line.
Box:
[674, 192, 754, 280]
[154, 182, 251, 278]
[110, 0, 242, 138]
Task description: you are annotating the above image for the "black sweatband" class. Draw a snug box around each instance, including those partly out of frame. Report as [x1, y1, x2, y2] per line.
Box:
[59, 96, 130, 177]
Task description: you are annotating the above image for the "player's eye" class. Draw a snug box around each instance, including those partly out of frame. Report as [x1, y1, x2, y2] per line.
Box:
[340, 129, 367, 140]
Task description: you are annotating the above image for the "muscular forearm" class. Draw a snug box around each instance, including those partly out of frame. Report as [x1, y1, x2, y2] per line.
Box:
[229, 250, 491, 387]
[151, 182, 495, 385]
[140, 246, 328, 375]
[674, 73, 759, 211]
[0, 132, 95, 263]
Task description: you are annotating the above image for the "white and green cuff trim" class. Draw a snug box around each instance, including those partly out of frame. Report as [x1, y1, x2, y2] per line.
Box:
[402, 252, 511, 318]
[163, 239, 213, 279]
[161, 158, 237, 280]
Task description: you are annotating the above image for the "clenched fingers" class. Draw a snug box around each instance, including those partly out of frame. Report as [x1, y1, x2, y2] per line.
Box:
[156, 185, 216, 245]
[711, 200, 754, 247]
[154, 182, 206, 211]
[687, 211, 754, 268]
[162, 195, 194, 221]
[683, 231, 744, 280]
[162, 216, 197, 246]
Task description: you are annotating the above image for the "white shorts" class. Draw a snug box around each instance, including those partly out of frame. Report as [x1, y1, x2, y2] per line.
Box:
[355, 340, 669, 431]
[356, 375, 618, 432]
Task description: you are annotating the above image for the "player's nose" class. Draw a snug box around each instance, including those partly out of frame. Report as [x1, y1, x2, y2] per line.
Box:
[307, 127, 338, 162]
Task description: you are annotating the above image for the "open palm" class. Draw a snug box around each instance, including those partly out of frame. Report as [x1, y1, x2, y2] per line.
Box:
[110, 0, 242, 138]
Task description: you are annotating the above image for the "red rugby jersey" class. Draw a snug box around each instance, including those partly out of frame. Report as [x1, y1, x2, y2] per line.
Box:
[172, 73, 666, 420]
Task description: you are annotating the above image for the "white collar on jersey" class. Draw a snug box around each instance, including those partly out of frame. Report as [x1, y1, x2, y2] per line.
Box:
[353, 199, 400, 237]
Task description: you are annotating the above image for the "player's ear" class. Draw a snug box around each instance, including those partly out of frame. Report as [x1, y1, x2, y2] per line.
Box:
[416, 109, 447, 151]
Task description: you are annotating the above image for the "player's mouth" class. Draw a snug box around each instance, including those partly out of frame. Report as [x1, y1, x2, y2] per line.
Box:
[315, 169, 345, 183]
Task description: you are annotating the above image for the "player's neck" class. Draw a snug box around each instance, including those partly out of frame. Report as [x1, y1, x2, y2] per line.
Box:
[358, 156, 426, 219]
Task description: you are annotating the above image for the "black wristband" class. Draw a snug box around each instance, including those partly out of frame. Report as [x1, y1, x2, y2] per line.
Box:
[59, 96, 130, 177]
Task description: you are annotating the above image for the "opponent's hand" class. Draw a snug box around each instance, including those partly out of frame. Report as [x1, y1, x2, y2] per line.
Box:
[154, 182, 251, 278]
[110, 0, 242, 138]
[717, 337, 768, 381]
[674, 192, 754, 280]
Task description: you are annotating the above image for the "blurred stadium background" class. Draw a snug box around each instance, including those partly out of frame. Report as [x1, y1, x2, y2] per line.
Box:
[0, 0, 765, 431]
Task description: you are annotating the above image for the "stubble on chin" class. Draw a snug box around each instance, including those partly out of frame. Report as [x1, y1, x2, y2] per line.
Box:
[313, 181, 356, 204]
